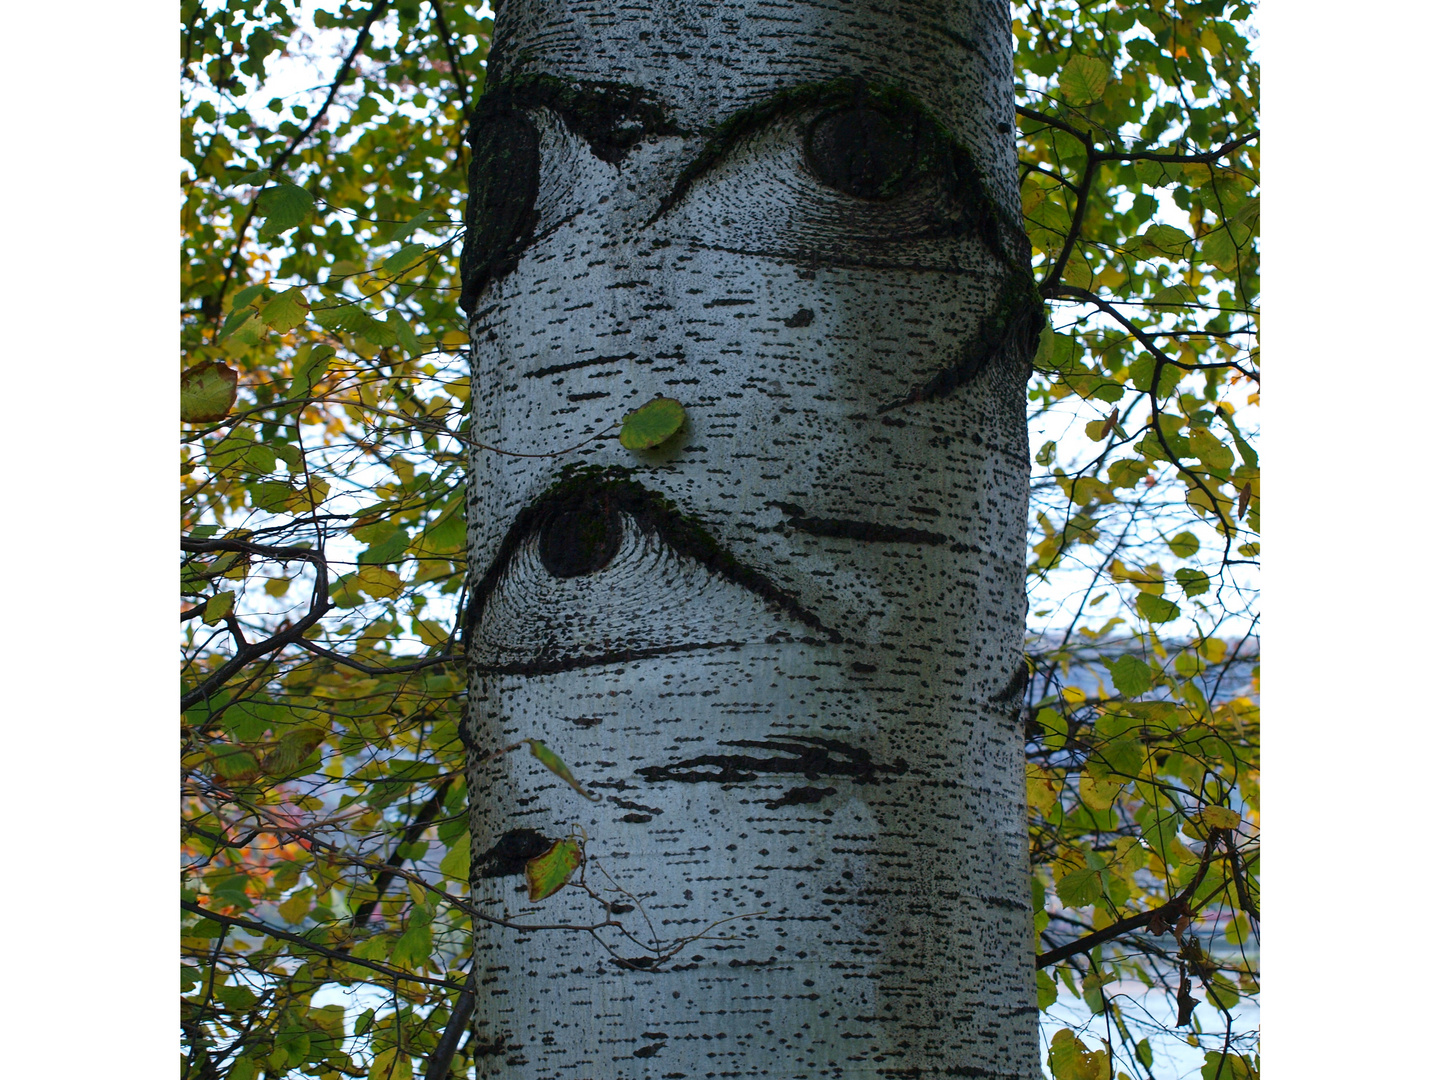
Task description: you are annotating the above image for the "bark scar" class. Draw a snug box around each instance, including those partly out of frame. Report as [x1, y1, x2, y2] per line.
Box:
[638, 735, 906, 785]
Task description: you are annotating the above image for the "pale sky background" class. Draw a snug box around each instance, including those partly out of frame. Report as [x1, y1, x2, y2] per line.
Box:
[1, 1, 1431, 1076]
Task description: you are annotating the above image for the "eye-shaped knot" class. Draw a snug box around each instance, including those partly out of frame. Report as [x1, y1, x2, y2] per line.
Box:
[804, 105, 919, 201]
[537, 499, 623, 579]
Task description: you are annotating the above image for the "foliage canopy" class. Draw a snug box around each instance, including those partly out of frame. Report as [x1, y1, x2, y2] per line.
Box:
[181, 2, 1258, 1077]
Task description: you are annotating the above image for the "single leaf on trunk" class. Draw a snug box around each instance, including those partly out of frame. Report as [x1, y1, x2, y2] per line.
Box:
[525, 838, 582, 901]
[619, 397, 686, 450]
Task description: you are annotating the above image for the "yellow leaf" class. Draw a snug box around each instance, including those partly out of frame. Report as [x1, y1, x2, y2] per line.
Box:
[202, 590, 235, 623]
[1199, 805, 1241, 830]
[357, 566, 403, 600]
[1079, 774, 1123, 812]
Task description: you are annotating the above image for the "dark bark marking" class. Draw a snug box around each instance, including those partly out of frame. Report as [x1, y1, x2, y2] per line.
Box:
[638, 735, 906, 786]
[764, 785, 838, 810]
[987, 658, 1032, 703]
[475, 828, 552, 879]
[459, 94, 541, 314]
[877, 266, 1043, 413]
[525, 351, 638, 379]
[768, 500, 950, 546]
[611, 797, 664, 815]
[633, 1043, 664, 1057]
[464, 466, 839, 650]
[472, 640, 750, 678]
[460, 77, 682, 312]
[783, 307, 815, 328]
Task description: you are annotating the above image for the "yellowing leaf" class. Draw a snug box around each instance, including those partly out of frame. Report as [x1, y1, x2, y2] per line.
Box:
[526, 838, 582, 901]
[367, 1046, 413, 1080]
[278, 888, 313, 924]
[357, 566, 403, 600]
[525, 738, 602, 801]
[260, 287, 310, 331]
[202, 590, 235, 623]
[1026, 765, 1061, 816]
[619, 397, 686, 450]
[1059, 55, 1110, 106]
[181, 362, 239, 423]
[1199, 804, 1241, 830]
[1079, 774, 1123, 812]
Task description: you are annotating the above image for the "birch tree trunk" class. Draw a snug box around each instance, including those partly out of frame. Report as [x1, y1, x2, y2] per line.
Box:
[460, 1, 1042, 1075]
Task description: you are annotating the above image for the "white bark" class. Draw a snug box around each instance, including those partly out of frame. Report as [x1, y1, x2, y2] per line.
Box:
[462, 1, 1040, 1076]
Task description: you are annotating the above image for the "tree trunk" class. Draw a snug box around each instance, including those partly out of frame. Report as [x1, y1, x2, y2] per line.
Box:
[460, 1, 1042, 1076]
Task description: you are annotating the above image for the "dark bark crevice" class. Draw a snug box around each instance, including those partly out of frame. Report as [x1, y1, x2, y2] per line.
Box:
[638, 735, 907, 785]
[768, 500, 951, 546]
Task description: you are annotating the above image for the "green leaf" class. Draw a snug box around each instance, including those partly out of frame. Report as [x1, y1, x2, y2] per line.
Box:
[1035, 440, 1057, 467]
[293, 344, 336, 397]
[256, 183, 315, 239]
[260, 727, 328, 778]
[1167, 531, 1201, 559]
[202, 590, 235, 623]
[1036, 967, 1058, 1011]
[1175, 568, 1211, 597]
[1142, 223, 1192, 257]
[260, 287, 310, 331]
[181, 362, 239, 423]
[1107, 654, 1153, 697]
[231, 283, 266, 310]
[312, 303, 367, 333]
[438, 831, 470, 882]
[525, 838, 582, 901]
[383, 243, 428, 272]
[525, 738, 601, 801]
[1056, 865, 1105, 908]
[388, 311, 423, 358]
[1136, 1038, 1153, 1069]
[619, 397, 686, 450]
[391, 914, 433, 970]
[211, 745, 260, 781]
[385, 208, 434, 244]
[359, 527, 410, 566]
[1136, 593, 1180, 624]
[1059, 55, 1110, 106]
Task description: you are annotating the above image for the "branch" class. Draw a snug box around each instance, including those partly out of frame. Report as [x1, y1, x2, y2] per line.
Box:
[1053, 283, 1240, 540]
[1036, 828, 1224, 969]
[422, 969, 476, 1080]
[1094, 131, 1258, 166]
[181, 898, 463, 990]
[351, 778, 456, 928]
[1040, 138, 1097, 297]
[210, 0, 390, 328]
[180, 539, 331, 712]
[295, 638, 460, 676]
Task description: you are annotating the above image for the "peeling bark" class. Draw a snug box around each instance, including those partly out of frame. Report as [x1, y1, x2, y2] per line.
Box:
[463, 1, 1040, 1075]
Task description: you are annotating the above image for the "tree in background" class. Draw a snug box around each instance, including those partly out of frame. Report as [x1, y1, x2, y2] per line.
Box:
[181, 2, 1256, 1078]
